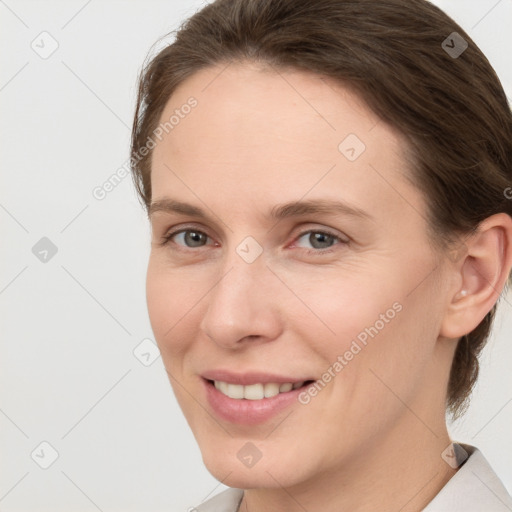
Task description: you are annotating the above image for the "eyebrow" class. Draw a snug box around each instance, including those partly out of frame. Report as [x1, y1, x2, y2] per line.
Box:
[148, 197, 373, 222]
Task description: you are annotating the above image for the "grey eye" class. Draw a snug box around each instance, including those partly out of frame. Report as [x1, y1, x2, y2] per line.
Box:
[175, 230, 209, 247]
[296, 231, 337, 250]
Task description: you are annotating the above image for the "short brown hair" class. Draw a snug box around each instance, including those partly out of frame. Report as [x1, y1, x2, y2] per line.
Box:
[130, 0, 512, 418]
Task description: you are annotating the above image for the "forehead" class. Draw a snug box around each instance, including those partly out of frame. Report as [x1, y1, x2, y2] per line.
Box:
[150, 62, 425, 228]
[155, 61, 386, 158]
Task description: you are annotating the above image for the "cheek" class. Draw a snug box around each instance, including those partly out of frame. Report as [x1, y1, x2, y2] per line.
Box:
[299, 274, 399, 356]
[336, 288, 439, 420]
[145, 260, 194, 355]
[304, 271, 430, 401]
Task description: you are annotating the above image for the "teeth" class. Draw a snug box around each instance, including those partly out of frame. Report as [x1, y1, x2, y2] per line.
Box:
[227, 383, 245, 399]
[264, 383, 280, 398]
[213, 380, 305, 400]
[214, 380, 228, 395]
[244, 383, 264, 400]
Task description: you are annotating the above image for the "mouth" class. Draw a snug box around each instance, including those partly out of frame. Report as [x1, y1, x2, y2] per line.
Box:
[201, 376, 316, 425]
[207, 379, 315, 400]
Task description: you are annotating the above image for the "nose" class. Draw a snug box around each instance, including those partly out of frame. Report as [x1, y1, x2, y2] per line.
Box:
[199, 249, 283, 349]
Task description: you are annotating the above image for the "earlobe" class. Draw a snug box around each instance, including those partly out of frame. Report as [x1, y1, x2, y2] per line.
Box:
[440, 213, 512, 339]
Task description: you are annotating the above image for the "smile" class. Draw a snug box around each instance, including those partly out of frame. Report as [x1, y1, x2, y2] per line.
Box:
[202, 375, 316, 424]
[212, 380, 306, 400]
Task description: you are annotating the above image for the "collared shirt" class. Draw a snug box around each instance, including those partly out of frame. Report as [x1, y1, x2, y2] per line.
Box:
[194, 443, 512, 511]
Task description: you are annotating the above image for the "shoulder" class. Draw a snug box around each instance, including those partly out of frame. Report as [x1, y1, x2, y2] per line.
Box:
[423, 443, 512, 511]
[194, 488, 244, 512]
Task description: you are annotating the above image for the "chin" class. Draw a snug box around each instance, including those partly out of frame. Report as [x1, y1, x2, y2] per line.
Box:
[199, 438, 313, 490]
[203, 457, 289, 489]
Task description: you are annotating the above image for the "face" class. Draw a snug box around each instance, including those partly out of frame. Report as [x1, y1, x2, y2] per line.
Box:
[146, 62, 454, 489]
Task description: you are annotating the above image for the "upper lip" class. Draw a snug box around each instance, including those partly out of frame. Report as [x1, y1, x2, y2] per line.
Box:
[201, 370, 315, 386]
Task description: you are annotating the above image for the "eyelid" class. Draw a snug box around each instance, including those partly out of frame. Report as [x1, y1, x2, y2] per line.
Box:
[289, 226, 348, 246]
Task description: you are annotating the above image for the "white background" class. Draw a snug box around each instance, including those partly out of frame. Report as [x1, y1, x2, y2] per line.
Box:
[1, 1, 511, 510]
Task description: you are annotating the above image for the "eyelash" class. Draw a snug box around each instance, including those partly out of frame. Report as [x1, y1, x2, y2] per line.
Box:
[160, 226, 348, 256]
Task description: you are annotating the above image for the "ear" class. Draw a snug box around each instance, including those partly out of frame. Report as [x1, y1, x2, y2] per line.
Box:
[440, 213, 512, 339]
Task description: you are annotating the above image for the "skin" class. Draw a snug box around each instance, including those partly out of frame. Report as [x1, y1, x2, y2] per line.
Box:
[146, 61, 512, 512]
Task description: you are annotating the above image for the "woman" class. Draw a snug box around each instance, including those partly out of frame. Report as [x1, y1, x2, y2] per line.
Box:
[130, 0, 512, 510]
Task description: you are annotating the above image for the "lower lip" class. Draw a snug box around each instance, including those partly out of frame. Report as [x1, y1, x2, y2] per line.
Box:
[203, 379, 309, 425]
